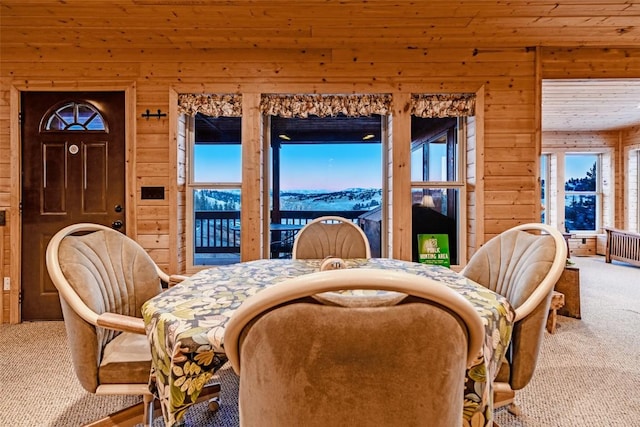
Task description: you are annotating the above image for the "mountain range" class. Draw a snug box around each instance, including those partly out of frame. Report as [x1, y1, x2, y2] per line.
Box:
[195, 188, 382, 212]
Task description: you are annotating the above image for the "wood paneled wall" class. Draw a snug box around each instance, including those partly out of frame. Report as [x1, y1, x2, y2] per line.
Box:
[1, 2, 640, 322]
[624, 126, 640, 149]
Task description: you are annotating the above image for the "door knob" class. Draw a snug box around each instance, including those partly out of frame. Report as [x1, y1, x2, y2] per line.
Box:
[112, 220, 123, 230]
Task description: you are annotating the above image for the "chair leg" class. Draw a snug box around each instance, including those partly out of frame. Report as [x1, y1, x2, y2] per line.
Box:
[84, 401, 149, 427]
[493, 382, 523, 418]
[493, 382, 516, 411]
[546, 291, 565, 334]
[89, 383, 221, 427]
[143, 394, 154, 427]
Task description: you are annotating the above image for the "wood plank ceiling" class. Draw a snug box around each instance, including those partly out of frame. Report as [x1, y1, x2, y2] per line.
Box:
[542, 79, 640, 132]
[3, 2, 639, 50]
[2, 1, 640, 133]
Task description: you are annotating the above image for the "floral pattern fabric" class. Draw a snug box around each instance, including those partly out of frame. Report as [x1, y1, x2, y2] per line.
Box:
[259, 93, 392, 118]
[142, 258, 514, 427]
[411, 93, 476, 118]
[177, 93, 242, 117]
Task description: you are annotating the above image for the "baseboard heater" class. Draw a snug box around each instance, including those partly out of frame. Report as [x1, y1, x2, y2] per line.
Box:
[605, 227, 640, 267]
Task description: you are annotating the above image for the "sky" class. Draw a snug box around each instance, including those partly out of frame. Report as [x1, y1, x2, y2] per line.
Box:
[564, 154, 597, 181]
[195, 142, 595, 189]
[280, 144, 381, 191]
[194, 143, 382, 191]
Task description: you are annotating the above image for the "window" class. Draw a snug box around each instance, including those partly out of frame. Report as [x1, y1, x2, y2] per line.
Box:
[634, 150, 640, 231]
[411, 117, 463, 265]
[564, 154, 600, 232]
[43, 101, 106, 131]
[268, 115, 384, 258]
[190, 115, 242, 265]
[181, 92, 473, 265]
[541, 154, 550, 224]
[637, 151, 640, 231]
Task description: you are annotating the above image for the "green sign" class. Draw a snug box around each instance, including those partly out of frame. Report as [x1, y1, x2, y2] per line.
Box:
[417, 234, 450, 267]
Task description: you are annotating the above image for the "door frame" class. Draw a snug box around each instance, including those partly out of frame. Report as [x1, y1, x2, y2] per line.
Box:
[6, 81, 136, 323]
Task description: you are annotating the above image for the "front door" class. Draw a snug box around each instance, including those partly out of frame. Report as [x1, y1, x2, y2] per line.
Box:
[21, 91, 126, 321]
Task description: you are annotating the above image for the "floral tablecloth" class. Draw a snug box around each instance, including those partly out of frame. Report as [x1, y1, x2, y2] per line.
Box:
[142, 258, 514, 426]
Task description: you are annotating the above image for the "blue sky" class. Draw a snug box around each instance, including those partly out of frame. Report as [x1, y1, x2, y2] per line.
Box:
[195, 143, 595, 189]
[565, 154, 597, 180]
[194, 143, 382, 190]
[280, 144, 381, 191]
[194, 145, 242, 182]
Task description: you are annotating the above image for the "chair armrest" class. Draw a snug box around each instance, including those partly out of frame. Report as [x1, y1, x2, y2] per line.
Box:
[96, 312, 146, 335]
[169, 274, 189, 287]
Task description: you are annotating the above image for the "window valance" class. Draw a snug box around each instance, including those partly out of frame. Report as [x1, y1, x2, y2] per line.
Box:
[411, 94, 475, 118]
[260, 94, 392, 118]
[177, 94, 242, 117]
[177, 93, 475, 118]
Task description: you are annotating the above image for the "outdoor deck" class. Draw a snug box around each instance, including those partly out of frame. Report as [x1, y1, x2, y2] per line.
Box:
[194, 210, 371, 264]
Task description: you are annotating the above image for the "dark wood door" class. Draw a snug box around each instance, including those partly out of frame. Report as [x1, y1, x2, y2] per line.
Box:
[21, 91, 126, 321]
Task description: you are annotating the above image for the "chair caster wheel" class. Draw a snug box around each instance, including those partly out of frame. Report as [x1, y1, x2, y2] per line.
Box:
[208, 397, 220, 412]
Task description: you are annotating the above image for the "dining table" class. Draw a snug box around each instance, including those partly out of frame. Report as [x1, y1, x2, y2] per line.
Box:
[141, 258, 515, 427]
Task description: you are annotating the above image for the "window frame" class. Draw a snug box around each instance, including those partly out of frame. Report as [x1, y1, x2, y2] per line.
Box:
[542, 149, 611, 235]
[563, 153, 601, 233]
[540, 153, 550, 224]
[410, 117, 467, 267]
[630, 148, 640, 232]
[637, 150, 640, 231]
[180, 91, 476, 268]
[262, 113, 389, 259]
[185, 115, 243, 269]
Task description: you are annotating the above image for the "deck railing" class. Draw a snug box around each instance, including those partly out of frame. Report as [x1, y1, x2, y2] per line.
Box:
[194, 210, 367, 254]
[194, 211, 241, 253]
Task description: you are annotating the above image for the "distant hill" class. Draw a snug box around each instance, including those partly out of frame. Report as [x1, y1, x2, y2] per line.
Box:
[195, 188, 381, 211]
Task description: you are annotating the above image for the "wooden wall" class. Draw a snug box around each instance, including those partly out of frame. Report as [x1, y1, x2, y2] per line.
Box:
[1, 2, 640, 323]
[624, 126, 640, 149]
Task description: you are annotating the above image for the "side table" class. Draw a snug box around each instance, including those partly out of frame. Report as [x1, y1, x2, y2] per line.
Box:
[554, 265, 581, 319]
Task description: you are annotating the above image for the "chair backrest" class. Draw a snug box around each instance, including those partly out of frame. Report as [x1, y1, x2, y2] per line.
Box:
[45, 223, 164, 392]
[225, 268, 484, 427]
[460, 222, 567, 390]
[292, 215, 371, 259]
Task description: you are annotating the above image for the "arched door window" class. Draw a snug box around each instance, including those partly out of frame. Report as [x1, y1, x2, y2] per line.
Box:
[42, 101, 107, 132]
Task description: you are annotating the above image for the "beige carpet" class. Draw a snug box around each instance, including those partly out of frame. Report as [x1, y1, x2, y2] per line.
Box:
[494, 255, 640, 426]
[1, 255, 638, 426]
[0, 317, 239, 427]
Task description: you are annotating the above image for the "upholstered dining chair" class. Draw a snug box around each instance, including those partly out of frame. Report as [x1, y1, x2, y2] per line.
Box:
[291, 215, 371, 259]
[225, 268, 485, 427]
[460, 223, 567, 417]
[45, 223, 220, 427]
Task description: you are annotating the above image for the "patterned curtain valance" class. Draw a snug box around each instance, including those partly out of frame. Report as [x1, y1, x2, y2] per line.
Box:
[411, 94, 476, 118]
[177, 94, 242, 117]
[177, 93, 474, 118]
[260, 94, 392, 118]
